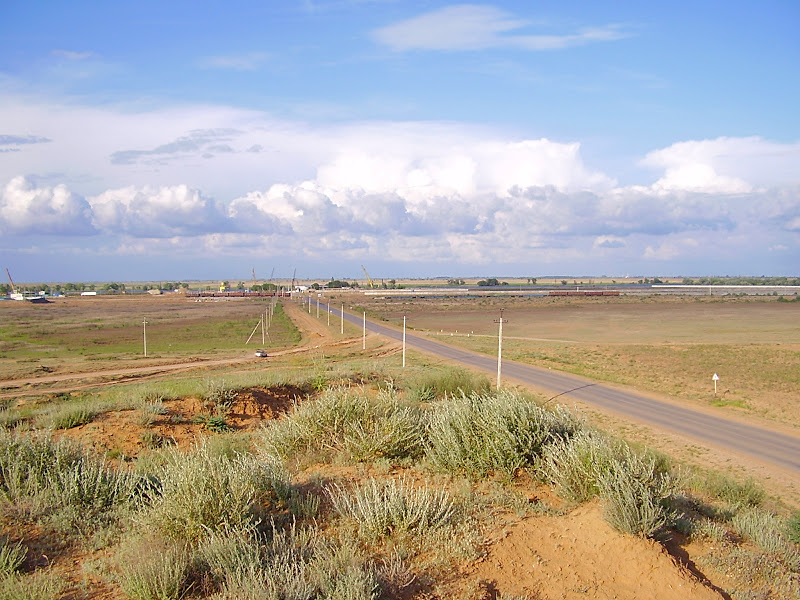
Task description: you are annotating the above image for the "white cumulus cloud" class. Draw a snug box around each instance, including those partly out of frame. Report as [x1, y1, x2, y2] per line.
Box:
[0, 176, 95, 235]
[90, 185, 229, 237]
[641, 136, 800, 193]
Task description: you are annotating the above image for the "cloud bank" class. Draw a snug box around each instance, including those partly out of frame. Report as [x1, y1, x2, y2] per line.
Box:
[0, 94, 797, 275]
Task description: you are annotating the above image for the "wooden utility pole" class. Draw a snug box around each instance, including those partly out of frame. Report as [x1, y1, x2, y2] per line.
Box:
[494, 309, 508, 389]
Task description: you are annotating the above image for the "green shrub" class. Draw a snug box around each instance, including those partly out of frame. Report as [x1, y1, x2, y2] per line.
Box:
[202, 379, 239, 414]
[424, 390, 581, 478]
[0, 539, 26, 577]
[259, 386, 423, 462]
[328, 477, 456, 540]
[597, 449, 677, 538]
[191, 414, 233, 433]
[0, 430, 140, 527]
[143, 443, 290, 543]
[0, 571, 64, 600]
[46, 403, 97, 429]
[117, 537, 192, 600]
[731, 507, 800, 570]
[407, 367, 490, 402]
[542, 429, 626, 503]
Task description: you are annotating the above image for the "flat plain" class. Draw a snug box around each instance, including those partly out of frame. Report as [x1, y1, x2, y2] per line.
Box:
[350, 294, 800, 429]
[1, 290, 799, 600]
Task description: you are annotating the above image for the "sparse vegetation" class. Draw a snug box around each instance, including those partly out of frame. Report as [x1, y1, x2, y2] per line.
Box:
[328, 477, 457, 540]
[596, 449, 677, 538]
[424, 390, 580, 478]
[142, 442, 290, 544]
[1, 295, 798, 599]
[258, 385, 423, 463]
[44, 402, 99, 429]
[406, 366, 490, 402]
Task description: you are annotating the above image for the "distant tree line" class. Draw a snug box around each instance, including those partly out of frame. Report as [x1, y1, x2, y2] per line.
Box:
[0, 281, 197, 295]
[681, 277, 800, 286]
[476, 278, 508, 286]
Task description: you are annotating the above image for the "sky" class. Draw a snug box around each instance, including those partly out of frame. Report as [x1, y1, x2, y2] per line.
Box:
[1, 0, 798, 283]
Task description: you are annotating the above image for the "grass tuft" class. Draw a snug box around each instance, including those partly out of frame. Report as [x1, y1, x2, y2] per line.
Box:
[731, 507, 800, 570]
[542, 429, 627, 503]
[0, 429, 140, 530]
[143, 442, 290, 543]
[0, 539, 26, 577]
[596, 449, 677, 539]
[45, 403, 98, 429]
[259, 386, 423, 463]
[328, 477, 457, 540]
[406, 366, 490, 402]
[0, 570, 64, 600]
[117, 536, 193, 600]
[424, 390, 581, 478]
[196, 523, 377, 599]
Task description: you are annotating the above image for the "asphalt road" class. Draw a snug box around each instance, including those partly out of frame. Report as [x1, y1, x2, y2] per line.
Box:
[327, 303, 800, 475]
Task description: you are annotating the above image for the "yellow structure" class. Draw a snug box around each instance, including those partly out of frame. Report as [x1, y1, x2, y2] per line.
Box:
[361, 265, 375, 289]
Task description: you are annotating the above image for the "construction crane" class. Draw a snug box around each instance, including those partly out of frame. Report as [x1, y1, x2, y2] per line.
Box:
[5, 268, 25, 301]
[251, 267, 257, 290]
[361, 265, 375, 289]
[5, 268, 16, 295]
[291, 268, 297, 291]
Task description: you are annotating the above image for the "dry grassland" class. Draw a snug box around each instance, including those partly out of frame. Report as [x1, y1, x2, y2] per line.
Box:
[351, 294, 800, 428]
[0, 294, 303, 382]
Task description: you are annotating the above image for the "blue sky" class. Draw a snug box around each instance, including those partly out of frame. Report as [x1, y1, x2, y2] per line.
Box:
[1, 1, 798, 282]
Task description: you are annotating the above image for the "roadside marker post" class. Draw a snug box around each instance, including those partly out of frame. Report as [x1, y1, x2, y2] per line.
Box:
[713, 373, 720, 395]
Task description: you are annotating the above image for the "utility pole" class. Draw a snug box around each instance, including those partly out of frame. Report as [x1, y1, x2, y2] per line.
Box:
[402, 315, 406, 368]
[362, 311, 366, 350]
[142, 317, 148, 357]
[341, 304, 344, 335]
[494, 309, 508, 390]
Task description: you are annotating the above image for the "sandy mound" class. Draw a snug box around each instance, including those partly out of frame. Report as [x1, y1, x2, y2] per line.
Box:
[460, 501, 725, 600]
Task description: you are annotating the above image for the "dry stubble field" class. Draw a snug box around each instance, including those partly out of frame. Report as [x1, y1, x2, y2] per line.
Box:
[353, 294, 800, 428]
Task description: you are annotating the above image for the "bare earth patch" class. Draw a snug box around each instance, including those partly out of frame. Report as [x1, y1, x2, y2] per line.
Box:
[58, 385, 306, 458]
[458, 501, 724, 600]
